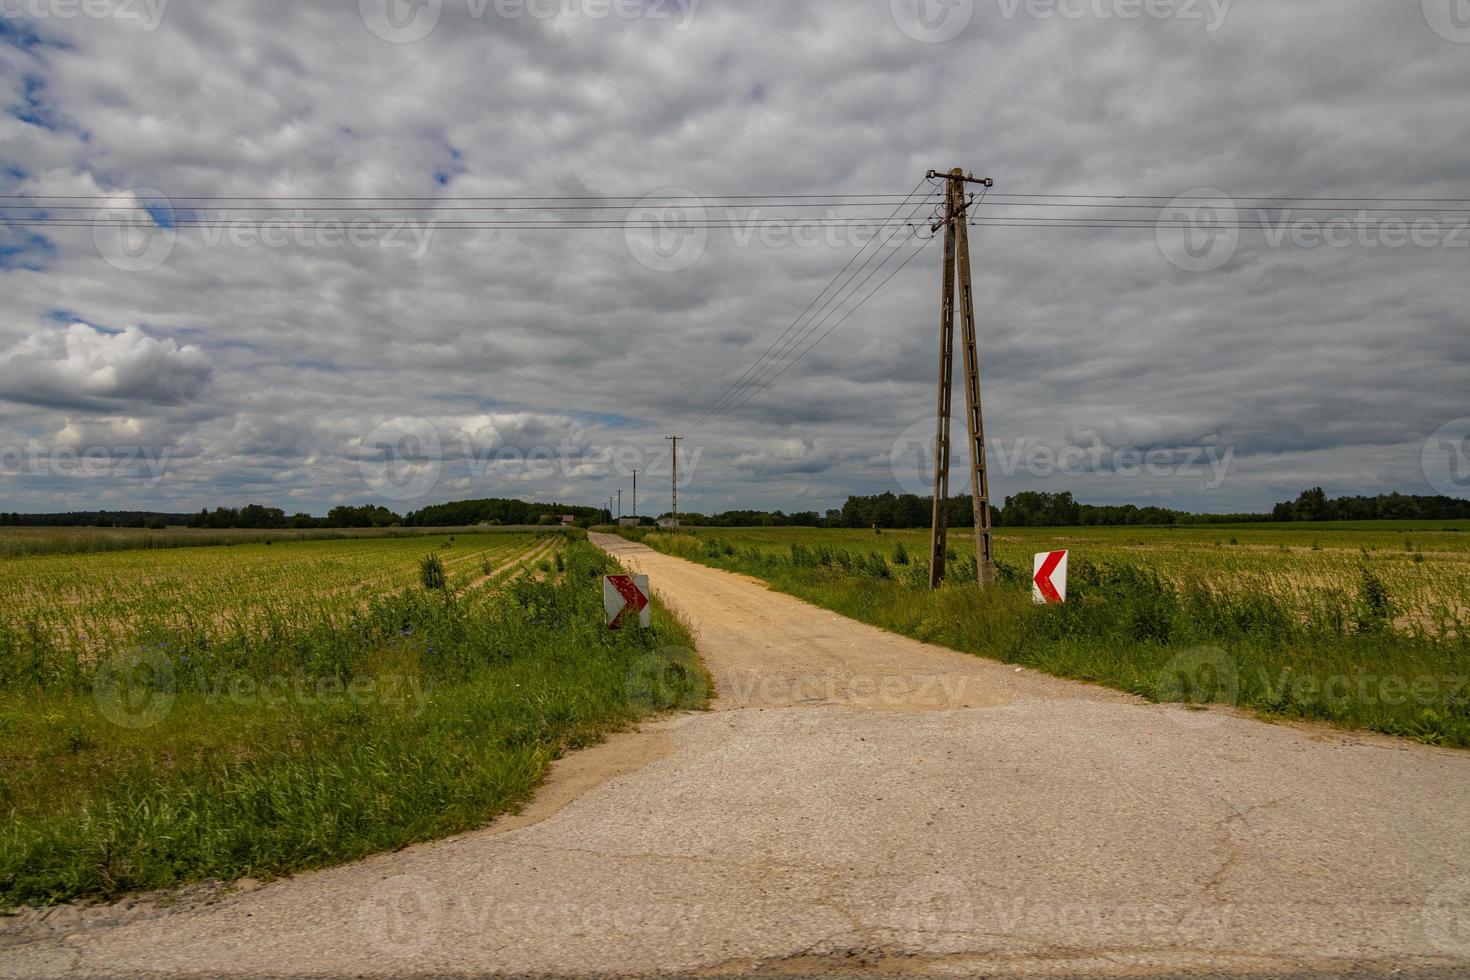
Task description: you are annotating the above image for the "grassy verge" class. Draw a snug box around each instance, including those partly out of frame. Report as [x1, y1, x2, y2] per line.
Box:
[619, 529, 1470, 748]
[0, 540, 705, 907]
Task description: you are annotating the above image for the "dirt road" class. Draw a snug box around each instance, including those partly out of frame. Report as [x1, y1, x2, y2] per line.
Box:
[5, 533, 1469, 978]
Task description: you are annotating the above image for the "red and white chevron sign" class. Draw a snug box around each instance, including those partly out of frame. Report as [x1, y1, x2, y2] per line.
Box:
[1032, 551, 1069, 605]
[603, 574, 651, 630]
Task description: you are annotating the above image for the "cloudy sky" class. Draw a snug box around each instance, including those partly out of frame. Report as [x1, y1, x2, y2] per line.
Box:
[2, 0, 1468, 518]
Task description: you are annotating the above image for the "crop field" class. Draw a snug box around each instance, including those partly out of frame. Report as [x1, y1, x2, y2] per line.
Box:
[0, 531, 555, 683]
[0, 533, 705, 906]
[653, 522, 1470, 633]
[619, 521, 1470, 748]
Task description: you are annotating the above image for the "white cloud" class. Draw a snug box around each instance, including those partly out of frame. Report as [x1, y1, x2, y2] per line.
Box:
[0, 323, 212, 410]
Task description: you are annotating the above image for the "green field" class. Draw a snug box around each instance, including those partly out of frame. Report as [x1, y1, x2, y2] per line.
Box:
[618, 522, 1470, 747]
[0, 531, 706, 907]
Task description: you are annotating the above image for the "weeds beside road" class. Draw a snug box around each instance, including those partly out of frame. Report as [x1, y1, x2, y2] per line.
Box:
[617, 526, 1470, 749]
[0, 539, 705, 907]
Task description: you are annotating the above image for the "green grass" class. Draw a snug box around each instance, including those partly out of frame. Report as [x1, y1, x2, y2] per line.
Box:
[0, 540, 706, 907]
[619, 525, 1470, 749]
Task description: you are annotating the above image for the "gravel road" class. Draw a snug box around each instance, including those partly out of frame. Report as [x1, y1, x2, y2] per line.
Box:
[4, 533, 1468, 978]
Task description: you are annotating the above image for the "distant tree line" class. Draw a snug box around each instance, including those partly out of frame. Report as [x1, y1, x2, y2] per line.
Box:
[403, 498, 605, 527]
[1270, 487, 1470, 522]
[4, 488, 1467, 532]
[0, 511, 191, 529]
[676, 488, 1470, 530]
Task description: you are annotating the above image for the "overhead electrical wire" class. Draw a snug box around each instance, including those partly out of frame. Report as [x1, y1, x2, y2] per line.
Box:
[682, 178, 940, 432]
[684, 183, 951, 435]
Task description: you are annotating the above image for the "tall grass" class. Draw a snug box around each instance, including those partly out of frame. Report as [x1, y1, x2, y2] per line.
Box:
[0, 540, 705, 907]
[626, 530, 1470, 749]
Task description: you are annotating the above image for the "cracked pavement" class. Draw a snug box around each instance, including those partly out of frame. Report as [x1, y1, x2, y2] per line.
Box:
[3, 533, 1469, 978]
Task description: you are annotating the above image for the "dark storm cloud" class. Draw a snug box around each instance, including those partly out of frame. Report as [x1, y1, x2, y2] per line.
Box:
[0, 0, 1466, 514]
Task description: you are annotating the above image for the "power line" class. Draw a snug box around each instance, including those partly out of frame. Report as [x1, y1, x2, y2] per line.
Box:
[687, 226, 938, 435]
[683, 178, 939, 432]
[688, 200, 939, 430]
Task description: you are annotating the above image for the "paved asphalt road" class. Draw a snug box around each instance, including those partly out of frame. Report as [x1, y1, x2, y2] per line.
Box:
[4, 533, 1469, 978]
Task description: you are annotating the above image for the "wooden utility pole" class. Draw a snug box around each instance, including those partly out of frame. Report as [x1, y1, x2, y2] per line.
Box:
[632, 469, 637, 520]
[927, 167, 996, 589]
[617, 490, 622, 519]
[666, 435, 679, 525]
[928, 176, 959, 589]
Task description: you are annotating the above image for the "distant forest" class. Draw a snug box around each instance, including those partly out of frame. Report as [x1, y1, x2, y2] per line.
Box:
[676, 488, 1470, 529]
[1, 488, 1466, 530]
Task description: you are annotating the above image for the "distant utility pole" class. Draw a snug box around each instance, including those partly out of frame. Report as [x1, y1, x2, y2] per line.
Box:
[632, 469, 638, 519]
[927, 167, 996, 590]
[666, 435, 680, 525]
[617, 490, 622, 519]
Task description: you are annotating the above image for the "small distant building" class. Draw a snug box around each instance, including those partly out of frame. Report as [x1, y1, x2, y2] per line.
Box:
[618, 517, 640, 528]
[657, 517, 680, 529]
[559, 515, 576, 526]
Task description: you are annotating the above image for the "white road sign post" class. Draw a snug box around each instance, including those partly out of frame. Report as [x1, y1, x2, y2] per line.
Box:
[1032, 551, 1069, 604]
[603, 574, 651, 630]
